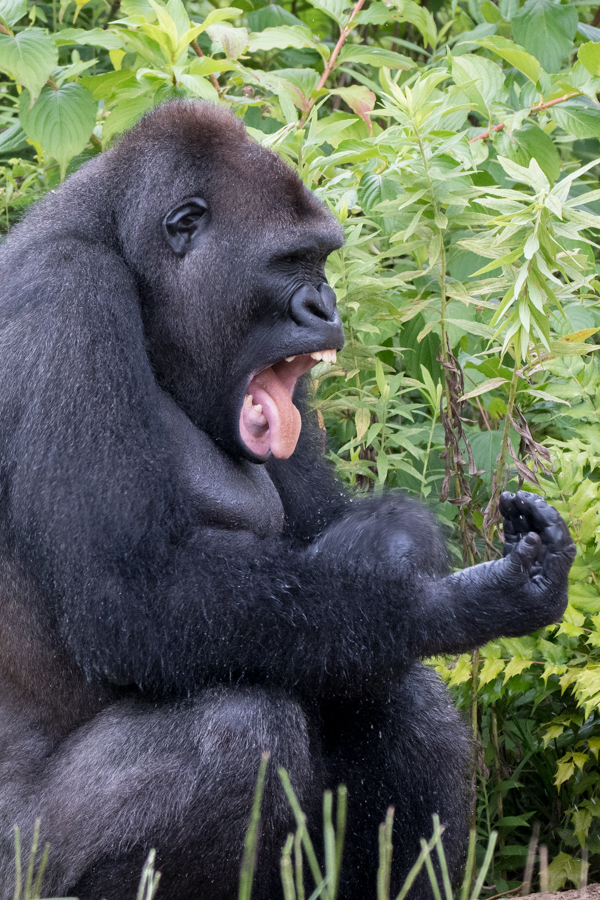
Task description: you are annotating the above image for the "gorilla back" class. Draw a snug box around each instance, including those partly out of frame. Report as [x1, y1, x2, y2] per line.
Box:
[0, 101, 575, 900]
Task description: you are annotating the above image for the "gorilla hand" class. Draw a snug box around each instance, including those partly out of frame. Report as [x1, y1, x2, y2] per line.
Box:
[423, 490, 576, 656]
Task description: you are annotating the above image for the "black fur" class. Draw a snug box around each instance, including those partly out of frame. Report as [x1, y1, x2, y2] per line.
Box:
[0, 101, 575, 900]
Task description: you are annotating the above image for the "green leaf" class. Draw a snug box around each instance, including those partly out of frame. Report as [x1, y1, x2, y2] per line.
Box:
[102, 91, 155, 144]
[512, 0, 577, 74]
[207, 24, 248, 59]
[248, 4, 305, 30]
[306, 0, 348, 27]
[337, 44, 415, 69]
[0, 0, 27, 27]
[475, 35, 541, 84]
[452, 53, 504, 113]
[461, 377, 509, 401]
[0, 29, 58, 102]
[497, 121, 561, 184]
[247, 26, 316, 53]
[578, 40, 600, 77]
[330, 86, 376, 127]
[19, 83, 96, 177]
[55, 27, 125, 49]
[0, 121, 28, 154]
[178, 73, 219, 101]
[388, 0, 437, 48]
[553, 101, 600, 139]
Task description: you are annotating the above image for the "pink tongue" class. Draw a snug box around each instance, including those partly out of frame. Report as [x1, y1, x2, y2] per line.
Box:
[240, 366, 301, 459]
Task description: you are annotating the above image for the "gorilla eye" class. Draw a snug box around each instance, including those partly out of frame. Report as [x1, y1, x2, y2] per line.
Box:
[163, 198, 209, 257]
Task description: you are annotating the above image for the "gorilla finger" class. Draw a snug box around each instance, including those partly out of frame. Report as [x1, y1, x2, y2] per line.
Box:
[499, 492, 516, 518]
[514, 491, 559, 534]
[505, 531, 541, 574]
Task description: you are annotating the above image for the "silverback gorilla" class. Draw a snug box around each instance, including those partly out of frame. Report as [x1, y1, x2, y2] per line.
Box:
[0, 101, 575, 900]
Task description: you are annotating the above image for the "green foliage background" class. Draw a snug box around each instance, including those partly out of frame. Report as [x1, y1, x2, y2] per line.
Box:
[2, 0, 600, 891]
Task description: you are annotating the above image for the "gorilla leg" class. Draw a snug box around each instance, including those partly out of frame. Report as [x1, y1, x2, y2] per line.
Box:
[0, 687, 316, 900]
[321, 665, 470, 900]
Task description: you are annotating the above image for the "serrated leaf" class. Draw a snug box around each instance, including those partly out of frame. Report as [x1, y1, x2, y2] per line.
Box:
[247, 25, 316, 52]
[475, 35, 541, 84]
[19, 83, 96, 177]
[55, 27, 125, 49]
[0, 0, 26, 26]
[0, 29, 58, 102]
[512, 0, 577, 73]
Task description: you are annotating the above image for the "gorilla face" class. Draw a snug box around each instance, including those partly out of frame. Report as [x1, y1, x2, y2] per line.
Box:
[110, 103, 344, 462]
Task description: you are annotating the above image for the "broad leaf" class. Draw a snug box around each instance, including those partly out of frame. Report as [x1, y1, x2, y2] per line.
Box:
[553, 101, 600, 139]
[247, 26, 316, 53]
[19, 83, 97, 177]
[475, 35, 541, 84]
[512, 0, 577, 73]
[578, 41, 600, 77]
[497, 121, 561, 184]
[0, 29, 58, 102]
[337, 45, 414, 69]
[55, 27, 125, 49]
[207, 24, 248, 59]
[0, 0, 26, 26]
[102, 91, 156, 143]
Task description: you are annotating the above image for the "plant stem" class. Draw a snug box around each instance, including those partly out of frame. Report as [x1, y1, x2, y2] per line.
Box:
[469, 93, 580, 143]
[470, 648, 480, 833]
[298, 0, 366, 126]
[191, 40, 221, 94]
[494, 354, 520, 500]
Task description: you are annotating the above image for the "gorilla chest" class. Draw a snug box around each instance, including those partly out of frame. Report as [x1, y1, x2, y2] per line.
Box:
[162, 393, 284, 539]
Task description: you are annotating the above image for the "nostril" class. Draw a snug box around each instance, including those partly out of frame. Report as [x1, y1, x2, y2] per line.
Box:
[290, 284, 338, 327]
[305, 298, 330, 321]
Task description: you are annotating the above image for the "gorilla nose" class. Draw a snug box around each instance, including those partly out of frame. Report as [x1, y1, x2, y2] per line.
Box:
[290, 283, 339, 327]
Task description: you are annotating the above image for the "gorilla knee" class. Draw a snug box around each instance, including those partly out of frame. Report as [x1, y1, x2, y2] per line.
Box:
[198, 687, 314, 796]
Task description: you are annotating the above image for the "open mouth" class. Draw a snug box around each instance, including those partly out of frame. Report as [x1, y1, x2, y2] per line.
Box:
[239, 350, 337, 459]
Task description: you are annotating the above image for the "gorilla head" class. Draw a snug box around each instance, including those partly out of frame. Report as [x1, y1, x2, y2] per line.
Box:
[103, 103, 344, 461]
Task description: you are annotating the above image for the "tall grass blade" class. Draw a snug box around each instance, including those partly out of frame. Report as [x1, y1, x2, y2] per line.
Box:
[470, 832, 497, 900]
[394, 819, 444, 900]
[323, 791, 336, 899]
[136, 849, 161, 900]
[539, 845, 548, 894]
[460, 831, 477, 900]
[24, 820, 40, 900]
[432, 814, 453, 900]
[520, 823, 539, 896]
[239, 752, 270, 900]
[294, 829, 306, 900]
[279, 768, 326, 897]
[377, 807, 394, 900]
[281, 834, 296, 900]
[13, 826, 22, 900]
[334, 785, 347, 898]
[421, 837, 442, 900]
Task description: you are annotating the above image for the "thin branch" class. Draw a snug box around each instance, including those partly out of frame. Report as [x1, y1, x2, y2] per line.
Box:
[299, 0, 366, 126]
[469, 92, 580, 143]
[0, 22, 13, 34]
[191, 40, 221, 95]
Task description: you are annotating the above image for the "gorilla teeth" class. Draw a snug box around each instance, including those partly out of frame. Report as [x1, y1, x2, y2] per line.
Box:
[244, 394, 253, 408]
[310, 350, 337, 363]
[285, 356, 296, 362]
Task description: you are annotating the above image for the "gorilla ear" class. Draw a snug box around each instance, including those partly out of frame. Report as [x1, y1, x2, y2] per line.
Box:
[163, 198, 209, 256]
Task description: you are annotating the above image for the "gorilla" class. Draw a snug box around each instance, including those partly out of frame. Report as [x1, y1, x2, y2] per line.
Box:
[0, 100, 575, 900]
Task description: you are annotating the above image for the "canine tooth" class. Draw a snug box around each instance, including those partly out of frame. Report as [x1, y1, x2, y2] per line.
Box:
[253, 404, 263, 414]
[285, 356, 296, 362]
[244, 394, 253, 408]
[311, 352, 323, 361]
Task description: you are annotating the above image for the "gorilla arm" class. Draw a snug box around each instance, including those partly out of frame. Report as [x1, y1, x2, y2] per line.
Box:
[0, 240, 575, 702]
